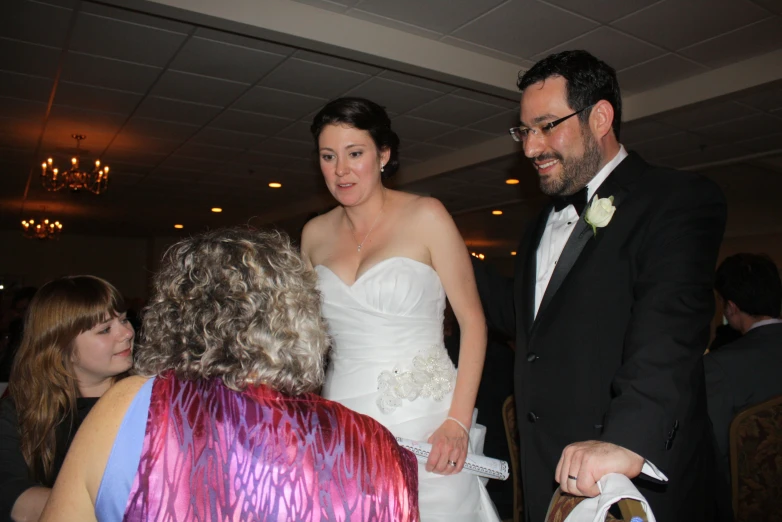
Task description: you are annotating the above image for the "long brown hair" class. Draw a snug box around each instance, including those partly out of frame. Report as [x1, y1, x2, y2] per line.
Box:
[8, 275, 126, 484]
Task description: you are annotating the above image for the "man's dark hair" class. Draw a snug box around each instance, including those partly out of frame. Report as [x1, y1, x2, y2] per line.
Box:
[517, 50, 622, 140]
[715, 253, 782, 318]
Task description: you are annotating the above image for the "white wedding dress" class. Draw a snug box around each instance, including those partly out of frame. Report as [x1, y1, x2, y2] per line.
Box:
[316, 257, 500, 521]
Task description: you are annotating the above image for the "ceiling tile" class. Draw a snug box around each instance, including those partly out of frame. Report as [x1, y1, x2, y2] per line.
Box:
[662, 143, 753, 168]
[174, 142, 242, 160]
[617, 54, 708, 95]
[531, 27, 664, 71]
[612, 0, 769, 50]
[1, 0, 72, 48]
[467, 110, 518, 134]
[678, 17, 782, 68]
[190, 128, 263, 149]
[40, 110, 122, 154]
[428, 128, 496, 148]
[121, 117, 199, 142]
[0, 39, 61, 78]
[451, 0, 598, 59]
[621, 119, 680, 145]
[170, 37, 287, 84]
[734, 132, 782, 152]
[287, 0, 351, 14]
[260, 58, 369, 98]
[134, 97, 222, 126]
[451, 89, 518, 110]
[160, 155, 225, 173]
[378, 70, 456, 93]
[233, 86, 326, 119]
[349, 0, 505, 34]
[0, 128, 40, 151]
[192, 28, 296, 56]
[439, 36, 537, 65]
[399, 142, 456, 161]
[151, 70, 248, 106]
[391, 115, 456, 141]
[211, 110, 292, 135]
[54, 82, 141, 115]
[0, 71, 52, 102]
[632, 131, 711, 160]
[102, 146, 171, 166]
[750, 0, 782, 14]
[278, 121, 315, 142]
[69, 12, 187, 67]
[346, 77, 444, 114]
[0, 96, 46, 121]
[80, 2, 192, 34]
[694, 113, 782, 144]
[544, 0, 661, 24]
[254, 138, 314, 157]
[293, 50, 382, 75]
[656, 100, 758, 130]
[342, 9, 444, 39]
[734, 84, 782, 112]
[61, 52, 161, 93]
[407, 94, 506, 126]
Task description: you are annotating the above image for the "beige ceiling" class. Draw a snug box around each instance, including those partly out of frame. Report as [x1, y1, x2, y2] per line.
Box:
[2, 0, 781, 259]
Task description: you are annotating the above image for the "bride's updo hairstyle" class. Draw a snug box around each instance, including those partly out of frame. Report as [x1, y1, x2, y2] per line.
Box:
[310, 97, 400, 180]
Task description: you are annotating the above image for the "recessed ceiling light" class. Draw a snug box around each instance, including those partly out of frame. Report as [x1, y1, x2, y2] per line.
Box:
[492, 210, 503, 215]
[505, 178, 520, 185]
[174, 224, 184, 229]
[511, 251, 517, 256]
[478, 254, 485, 260]
[211, 207, 222, 213]
[269, 182, 282, 188]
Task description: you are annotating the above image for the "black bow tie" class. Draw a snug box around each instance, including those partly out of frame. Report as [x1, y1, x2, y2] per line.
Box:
[552, 187, 588, 216]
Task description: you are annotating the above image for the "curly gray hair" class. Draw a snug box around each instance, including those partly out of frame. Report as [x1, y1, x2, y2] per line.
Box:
[135, 227, 329, 395]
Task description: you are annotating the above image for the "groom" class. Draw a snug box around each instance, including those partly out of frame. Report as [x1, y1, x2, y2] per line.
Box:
[474, 51, 727, 521]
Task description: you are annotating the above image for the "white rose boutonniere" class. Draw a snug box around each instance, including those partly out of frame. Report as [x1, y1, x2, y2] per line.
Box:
[584, 194, 616, 236]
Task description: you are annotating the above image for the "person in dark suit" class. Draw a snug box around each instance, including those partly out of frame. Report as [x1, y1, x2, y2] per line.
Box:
[705, 253, 782, 483]
[473, 50, 727, 522]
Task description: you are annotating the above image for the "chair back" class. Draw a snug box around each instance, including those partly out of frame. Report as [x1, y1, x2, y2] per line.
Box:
[502, 395, 523, 522]
[729, 394, 782, 521]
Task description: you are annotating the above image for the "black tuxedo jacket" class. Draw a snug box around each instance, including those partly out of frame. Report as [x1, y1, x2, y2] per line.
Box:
[475, 152, 727, 522]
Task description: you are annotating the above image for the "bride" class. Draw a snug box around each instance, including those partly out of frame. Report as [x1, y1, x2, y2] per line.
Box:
[302, 97, 499, 521]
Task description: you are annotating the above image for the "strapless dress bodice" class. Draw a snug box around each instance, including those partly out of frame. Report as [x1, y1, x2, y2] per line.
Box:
[315, 257, 446, 361]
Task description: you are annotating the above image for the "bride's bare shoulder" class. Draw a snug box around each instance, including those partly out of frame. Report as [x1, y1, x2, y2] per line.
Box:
[301, 207, 341, 255]
[396, 193, 451, 223]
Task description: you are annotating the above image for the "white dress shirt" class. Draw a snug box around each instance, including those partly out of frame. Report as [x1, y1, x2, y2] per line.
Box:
[747, 318, 782, 332]
[532, 145, 668, 482]
[534, 146, 628, 317]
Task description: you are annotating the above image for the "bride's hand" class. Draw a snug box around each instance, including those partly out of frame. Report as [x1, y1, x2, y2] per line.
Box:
[425, 419, 469, 475]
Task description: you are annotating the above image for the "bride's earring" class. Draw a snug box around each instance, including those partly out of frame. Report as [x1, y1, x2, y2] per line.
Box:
[380, 164, 385, 173]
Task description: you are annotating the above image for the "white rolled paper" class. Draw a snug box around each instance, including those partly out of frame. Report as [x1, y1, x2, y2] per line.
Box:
[395, 437, 510, 481]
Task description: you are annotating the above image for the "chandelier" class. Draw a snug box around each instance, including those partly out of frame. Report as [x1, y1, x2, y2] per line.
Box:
[41, 134, 110, 194]
[21, 218, 63, 240]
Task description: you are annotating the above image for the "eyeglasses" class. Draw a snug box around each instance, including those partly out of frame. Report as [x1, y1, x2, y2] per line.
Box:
[509, 104, 595, 143]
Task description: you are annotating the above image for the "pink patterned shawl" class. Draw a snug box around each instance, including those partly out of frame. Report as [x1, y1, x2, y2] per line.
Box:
[123, 372, 419, 521]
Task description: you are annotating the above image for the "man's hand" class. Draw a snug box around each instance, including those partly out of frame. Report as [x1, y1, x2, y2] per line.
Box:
[555, 441, 644, 496]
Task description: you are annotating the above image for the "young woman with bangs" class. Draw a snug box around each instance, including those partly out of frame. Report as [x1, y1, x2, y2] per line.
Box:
[0, 276, 133, 522]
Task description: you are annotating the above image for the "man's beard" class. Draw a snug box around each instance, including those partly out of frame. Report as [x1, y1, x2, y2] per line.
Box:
[537, 131, 602, 197]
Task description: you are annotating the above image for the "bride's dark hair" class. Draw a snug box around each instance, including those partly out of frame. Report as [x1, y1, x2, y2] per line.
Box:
[310, 97, 400, 180]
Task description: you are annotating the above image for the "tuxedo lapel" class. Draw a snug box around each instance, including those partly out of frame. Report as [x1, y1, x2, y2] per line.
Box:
[520, 203, 552, 335]
[534, 152, 644, 323]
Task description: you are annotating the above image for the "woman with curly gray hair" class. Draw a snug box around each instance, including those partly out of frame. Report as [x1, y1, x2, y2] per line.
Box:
[41, 227, 420, 522]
